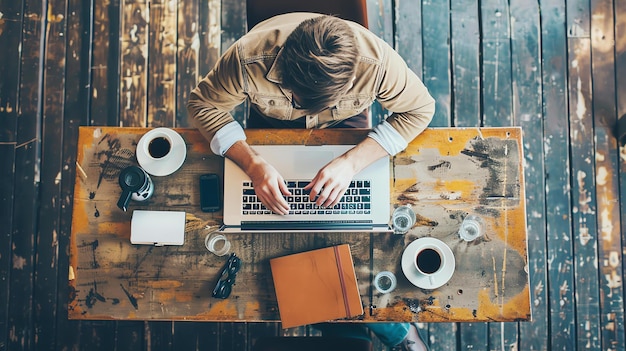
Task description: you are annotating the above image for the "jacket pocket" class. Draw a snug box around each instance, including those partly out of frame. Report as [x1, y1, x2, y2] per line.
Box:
[249, 94, 292, 120]
[332, 95, 372, 119]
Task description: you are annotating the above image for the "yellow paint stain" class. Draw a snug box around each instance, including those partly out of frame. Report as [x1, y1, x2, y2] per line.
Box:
[148, 280, 183, 289]
[97, 222, 131, 240]
[406, 128, 521, 156]
[434, 179, 475, 198]
[157, 290, 193, 303]
[245, 301, 261, 315]
[206, 299, 239, 316]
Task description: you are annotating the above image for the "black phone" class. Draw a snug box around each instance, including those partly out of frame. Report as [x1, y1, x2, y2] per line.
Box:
[199, 173, 221, 212]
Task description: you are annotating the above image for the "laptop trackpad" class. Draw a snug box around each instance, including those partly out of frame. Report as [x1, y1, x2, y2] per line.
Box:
[290, 150, 334, 177]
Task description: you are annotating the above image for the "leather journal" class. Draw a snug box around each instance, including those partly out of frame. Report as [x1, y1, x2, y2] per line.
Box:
[269, 244, 364, 328]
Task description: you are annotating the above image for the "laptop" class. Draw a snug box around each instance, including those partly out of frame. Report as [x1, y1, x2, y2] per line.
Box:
[221, 144, 391, 232]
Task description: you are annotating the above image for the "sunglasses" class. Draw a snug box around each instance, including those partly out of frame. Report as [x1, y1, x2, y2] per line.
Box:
[212, 253, 241, 299]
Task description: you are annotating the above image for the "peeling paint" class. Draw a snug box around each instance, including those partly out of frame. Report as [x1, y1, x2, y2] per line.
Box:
[604, 271, 621, 290]
[596, 166, 608, 186]
[12, 254, 27, 269]
[579, 226, 592, 246]
[600, 208, 613, 241]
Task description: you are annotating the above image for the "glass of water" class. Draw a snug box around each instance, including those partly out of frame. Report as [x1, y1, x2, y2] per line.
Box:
[392, 204, 416, 234]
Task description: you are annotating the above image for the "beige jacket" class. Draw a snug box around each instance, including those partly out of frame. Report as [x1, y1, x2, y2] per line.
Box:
[188, 13, 435, 145]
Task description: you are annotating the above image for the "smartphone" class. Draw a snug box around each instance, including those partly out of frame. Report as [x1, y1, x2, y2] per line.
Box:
[199, 173, 221, 212]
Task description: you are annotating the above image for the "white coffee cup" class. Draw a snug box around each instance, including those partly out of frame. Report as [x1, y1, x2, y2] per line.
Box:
[414, 244, 445, 285]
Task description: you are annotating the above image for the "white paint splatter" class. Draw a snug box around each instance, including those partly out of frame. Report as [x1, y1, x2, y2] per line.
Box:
[596, 166, 608, 186]
[576, 77, 587, 123]
[605, 271, 621, 290]
[601, 208, 614, 241]
[578, 226, 592, 246]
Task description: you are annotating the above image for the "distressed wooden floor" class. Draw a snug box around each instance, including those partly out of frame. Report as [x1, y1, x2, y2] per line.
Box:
[1, 0, 625, 350]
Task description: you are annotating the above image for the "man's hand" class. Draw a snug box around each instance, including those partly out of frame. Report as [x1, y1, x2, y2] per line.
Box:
[304, 156, 356, 208]
[246, 158, 291, 215]
[304, 138, 389, 207]
[225, 141, 291, 215]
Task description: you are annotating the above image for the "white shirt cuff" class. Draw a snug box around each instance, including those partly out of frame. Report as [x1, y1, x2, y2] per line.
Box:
[210, 121, 247, 156]
[367, 120, 408, 156]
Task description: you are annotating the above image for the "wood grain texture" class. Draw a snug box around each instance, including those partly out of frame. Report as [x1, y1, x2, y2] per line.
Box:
[481, 0, 513, 127]
[451, 0, 487, 346]
[34, 0, 68, 348]
[120, 0, 149, 127]
[68, 127, 529, 325]
[451, 0, 480, 127]
[176, 0, 202, 128]
[396, 0, 423, 78]
[0, 143, 15, 349]
[91, 0, 120, 126]
[568, 35, 603, 351]
[2, 1, 625, 350]
[0, 1, 21, 347]
[509, 0, 549, 350]
[7, 0, 44, 349]
[590, 1, 625, 350]
[148, 0, 177, 128]
[422, 0, 452, 128]
[0, 1, 21, 142]
[481, 1, 518, 347]
[366, 0, 394, 127]
[541, 1, 576, 350]
[221, 0, 247, 125]
[421, 1, 455, 347]
[56, 120, 82, 350]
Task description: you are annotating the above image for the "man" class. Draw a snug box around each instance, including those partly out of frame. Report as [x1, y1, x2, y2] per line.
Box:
[188, 13, 432, 351]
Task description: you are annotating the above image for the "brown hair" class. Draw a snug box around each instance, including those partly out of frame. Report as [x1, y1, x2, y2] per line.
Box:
[279, 16, 358, 113]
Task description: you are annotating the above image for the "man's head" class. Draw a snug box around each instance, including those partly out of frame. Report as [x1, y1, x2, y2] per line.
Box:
[279, 15, 359, 113]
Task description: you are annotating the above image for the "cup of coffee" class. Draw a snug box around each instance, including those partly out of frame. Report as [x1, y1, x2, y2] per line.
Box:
[147, 136, 171, 159]
[414, 245, 444, 285]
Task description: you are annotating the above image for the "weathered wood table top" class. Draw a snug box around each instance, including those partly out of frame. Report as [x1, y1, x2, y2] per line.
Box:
[69, 127, 530, 323]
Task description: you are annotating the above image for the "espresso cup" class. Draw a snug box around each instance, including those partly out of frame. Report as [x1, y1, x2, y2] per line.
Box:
[414, 246, 444, 285]
[147, 136, 171, 159]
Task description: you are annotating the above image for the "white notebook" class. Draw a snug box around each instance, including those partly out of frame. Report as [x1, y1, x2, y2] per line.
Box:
[131, 210, 186, 246]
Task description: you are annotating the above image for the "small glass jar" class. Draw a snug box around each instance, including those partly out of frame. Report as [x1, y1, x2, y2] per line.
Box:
[205, 232, 231, 256]
[391, 205, 416, 234]
[458, 214, 484, 241]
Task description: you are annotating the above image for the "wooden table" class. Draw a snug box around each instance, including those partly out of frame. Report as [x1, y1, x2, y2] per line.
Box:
[69, 127, 530, 323]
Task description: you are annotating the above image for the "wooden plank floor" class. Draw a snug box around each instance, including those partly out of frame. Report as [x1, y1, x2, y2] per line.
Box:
[0, 0, 624, 350]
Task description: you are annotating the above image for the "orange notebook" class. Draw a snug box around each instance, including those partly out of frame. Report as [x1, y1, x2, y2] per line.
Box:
[269, 244, 364, 328]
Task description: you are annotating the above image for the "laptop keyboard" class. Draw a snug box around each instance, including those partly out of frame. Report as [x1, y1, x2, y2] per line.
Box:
[241, 180, 372, 216]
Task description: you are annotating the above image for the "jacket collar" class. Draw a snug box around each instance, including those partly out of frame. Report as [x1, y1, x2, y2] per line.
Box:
[266, 47, 284, 84]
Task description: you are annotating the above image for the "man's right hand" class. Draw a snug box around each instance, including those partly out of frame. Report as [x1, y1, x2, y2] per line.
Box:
[224, 141, 291, 215]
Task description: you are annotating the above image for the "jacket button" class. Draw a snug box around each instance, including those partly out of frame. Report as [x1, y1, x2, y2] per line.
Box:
[269, 100, 275, 106]
[353, 100, 360, 106]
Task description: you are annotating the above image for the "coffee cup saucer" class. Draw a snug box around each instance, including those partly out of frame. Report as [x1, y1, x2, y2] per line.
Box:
[136, 128, 187, 176]
[401, 237, 455, 290]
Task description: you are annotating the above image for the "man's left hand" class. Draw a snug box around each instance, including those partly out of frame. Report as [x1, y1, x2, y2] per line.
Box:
[304, 156, 357, 208]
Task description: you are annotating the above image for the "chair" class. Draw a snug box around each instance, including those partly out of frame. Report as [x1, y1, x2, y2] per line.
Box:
[252, 336, 373, 351]
[246, 0, 368, 30]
